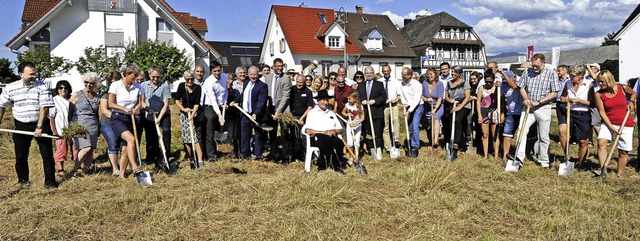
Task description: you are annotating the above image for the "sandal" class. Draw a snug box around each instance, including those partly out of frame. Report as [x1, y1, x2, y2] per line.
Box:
[133, 168, 144, 176]
[72, 169, 85, 179]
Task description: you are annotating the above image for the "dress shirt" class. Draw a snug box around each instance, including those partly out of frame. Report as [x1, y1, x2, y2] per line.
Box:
[0, 80, 54, 123]
[565, 78, 592, 112]
[305, 106, 342, 132]
[377, 76, 401, 101]
[400, 79, 423, 113]
[201, 73, 228, 115]
[243, 81, 255, 113]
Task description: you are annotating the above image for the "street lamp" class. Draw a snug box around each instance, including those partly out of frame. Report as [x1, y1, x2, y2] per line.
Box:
[336, 7, 348, 70]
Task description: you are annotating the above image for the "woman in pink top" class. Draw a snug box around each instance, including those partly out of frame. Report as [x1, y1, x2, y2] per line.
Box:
[594, 71, 636, 177]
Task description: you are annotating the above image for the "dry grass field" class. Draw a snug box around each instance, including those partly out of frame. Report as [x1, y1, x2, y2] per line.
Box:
[1, 106, 639, 240]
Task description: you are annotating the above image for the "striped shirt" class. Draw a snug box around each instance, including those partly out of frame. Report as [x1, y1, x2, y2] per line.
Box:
[517, 66, 561, 103]
[0, 80, 53, 123]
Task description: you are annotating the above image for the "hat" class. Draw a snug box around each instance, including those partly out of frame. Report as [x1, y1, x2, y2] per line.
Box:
[505, 70, 516, 79]
[311, 60, 319, 66]
[314, 90, 331, 100]
[590, 63, 601, 71]
[287, 69, 296, 74]
[517, 62, 532, 70]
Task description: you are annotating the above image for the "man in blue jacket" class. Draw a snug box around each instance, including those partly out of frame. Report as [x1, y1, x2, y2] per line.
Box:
[230, 66, 268, 160]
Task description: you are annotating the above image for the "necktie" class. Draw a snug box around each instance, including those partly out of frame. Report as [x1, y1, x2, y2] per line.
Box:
[385, 78, 389, 97]
[366, 80, 372, 100]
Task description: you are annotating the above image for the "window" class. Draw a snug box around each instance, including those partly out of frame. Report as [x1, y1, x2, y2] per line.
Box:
[386, 39, 395, 46]
[328, 36, 340, 48]
[444, 29, 450, 39]
[156, 18, 172, 32]
[458, 51, 465, 60]
[240, 57, 252, 66]
[472, 49, 479, 61]
[460, 30, 466, 40]
[269, 42, 274, 56]
[279, 38, 286, 53]
[105, 14, 125, 46]
[220, 57, 229, 66]
[443, 49, 451, 60]
[362, 16, 369, 23]
[395, 63, 403, 79]
[318, 13, 327, 24]
[362, 62, 371, 67]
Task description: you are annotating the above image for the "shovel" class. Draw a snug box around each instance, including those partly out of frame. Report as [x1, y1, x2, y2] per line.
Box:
[389, 103, 400, 159]
[558, 102, 573, 176]
[431, 99, 436, 154]
[505, 105, 530, 172]
[600, 109, 631, 181]
[366, 102, 382, 160]
[187, 112, 202, 169]
[234, 105, 274, 132]
[131, 114, 151, 185]
[445, 101, 458, 161]
[402, 104, 413, 157]
[153, 113, 171, 173]
[215, 105, 229, 141]
[0, 128, 60, 139]
[341, 124, 367, 174]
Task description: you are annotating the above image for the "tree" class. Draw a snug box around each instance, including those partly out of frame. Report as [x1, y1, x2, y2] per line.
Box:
[75, 46, 123, 79]
[0, 58, 18, 83]
[123, 40, 192, 82]
[16, 45, 73, 80]
[601, 32, 618, 46]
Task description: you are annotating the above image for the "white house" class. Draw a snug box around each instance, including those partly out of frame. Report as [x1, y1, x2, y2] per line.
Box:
[6, 0, 220, 90]
[613, 4, 640, 83]
[260, 5, 414, 79]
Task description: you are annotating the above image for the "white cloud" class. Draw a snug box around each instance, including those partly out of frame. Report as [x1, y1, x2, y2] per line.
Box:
[452, 3, 493, 17]
[375, 0, 394, 3]
[459, 0, 567, 14]
[381, 9, 432, 28]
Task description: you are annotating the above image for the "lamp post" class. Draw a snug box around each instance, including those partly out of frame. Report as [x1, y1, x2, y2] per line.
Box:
[336, 7, 348, 71]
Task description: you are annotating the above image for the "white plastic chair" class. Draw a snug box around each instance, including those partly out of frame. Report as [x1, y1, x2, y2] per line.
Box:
[301, 125, 320, 172]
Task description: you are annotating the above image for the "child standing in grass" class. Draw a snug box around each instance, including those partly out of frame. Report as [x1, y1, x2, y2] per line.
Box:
[50, 80, 78, 177]
[342, 91, 365, 160]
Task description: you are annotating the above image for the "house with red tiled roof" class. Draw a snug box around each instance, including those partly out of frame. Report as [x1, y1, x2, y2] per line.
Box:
[6, 0, 220, 88]
[260, 5, 415, 78]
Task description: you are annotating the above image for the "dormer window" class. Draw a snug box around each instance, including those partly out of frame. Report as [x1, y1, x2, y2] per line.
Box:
[328, 36, 340, 48]
[362, 16, 369, 23]
[318, 13, 327, 24]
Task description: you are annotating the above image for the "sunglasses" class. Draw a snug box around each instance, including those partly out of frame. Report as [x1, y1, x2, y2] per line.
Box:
[330, 77, 336, 80]
[185, 78, 194, 81]
[84, 81, 95, 85]
[337, 81, 345, 84]
[355, 76, 363, 79]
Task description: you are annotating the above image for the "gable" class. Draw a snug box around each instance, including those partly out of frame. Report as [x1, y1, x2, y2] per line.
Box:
[346, 12, 415, 57]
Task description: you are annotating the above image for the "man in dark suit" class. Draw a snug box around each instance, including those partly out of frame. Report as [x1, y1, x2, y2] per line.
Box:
[263, 58, 291, 161]
[358, 66, 387, 155]
[230, 66, 268, 160]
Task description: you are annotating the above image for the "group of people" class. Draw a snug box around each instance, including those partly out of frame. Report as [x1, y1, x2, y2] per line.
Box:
[1, 53, 638, 188]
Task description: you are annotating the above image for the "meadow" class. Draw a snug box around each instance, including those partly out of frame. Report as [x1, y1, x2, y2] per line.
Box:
[1, 106, 639, 240]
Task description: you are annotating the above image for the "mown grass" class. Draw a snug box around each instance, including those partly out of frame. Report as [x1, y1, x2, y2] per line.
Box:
[0, 106, 639, 240]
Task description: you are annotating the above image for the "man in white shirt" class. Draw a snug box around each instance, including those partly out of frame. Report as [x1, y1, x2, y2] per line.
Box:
[399, 67, 423, 158]
[378, 64, 401, 153]
[200, 60, 228, 161]
[338, 66, 355, 86]
[0, 61, 57, 188]
[304, 90, 345, 173]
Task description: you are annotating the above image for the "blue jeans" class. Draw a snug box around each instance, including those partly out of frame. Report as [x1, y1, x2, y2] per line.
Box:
[101, 122, 120, 154]
[408, 105, 423, 148]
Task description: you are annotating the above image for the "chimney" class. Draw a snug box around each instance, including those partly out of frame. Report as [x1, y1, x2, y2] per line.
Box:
[299, 2, 306, 7]
[355, 5, 363, 14]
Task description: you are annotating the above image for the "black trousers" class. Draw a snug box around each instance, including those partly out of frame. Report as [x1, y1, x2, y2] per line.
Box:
[282, 120, 304, 161]
[361, 117, 383, 150]
[204, 106, 220, 159]
[13, 119, 56, 186]
[442, 107, 471, 150]
[141, 114, 171, 165]
[224, 109, 241, 158]
[310, 134, 345, 170]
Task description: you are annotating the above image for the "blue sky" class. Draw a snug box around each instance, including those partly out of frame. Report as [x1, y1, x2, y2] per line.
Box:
[1, 0, 637, 68]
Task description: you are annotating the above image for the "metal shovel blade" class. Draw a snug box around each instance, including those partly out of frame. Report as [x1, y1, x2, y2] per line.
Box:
[557, 162, 575, 176]
[445, 143, 452, 161]
[214, 130, 229, 141]
[135, 171, 153, 186]
[371, 147, 383, 160]
[353, 160, 368, 174]
[389, 147, 400, 159]
[504, 157, 522, 172]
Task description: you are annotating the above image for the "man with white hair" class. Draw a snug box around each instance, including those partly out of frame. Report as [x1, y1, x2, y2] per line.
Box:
[230, 66, 269, 160]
